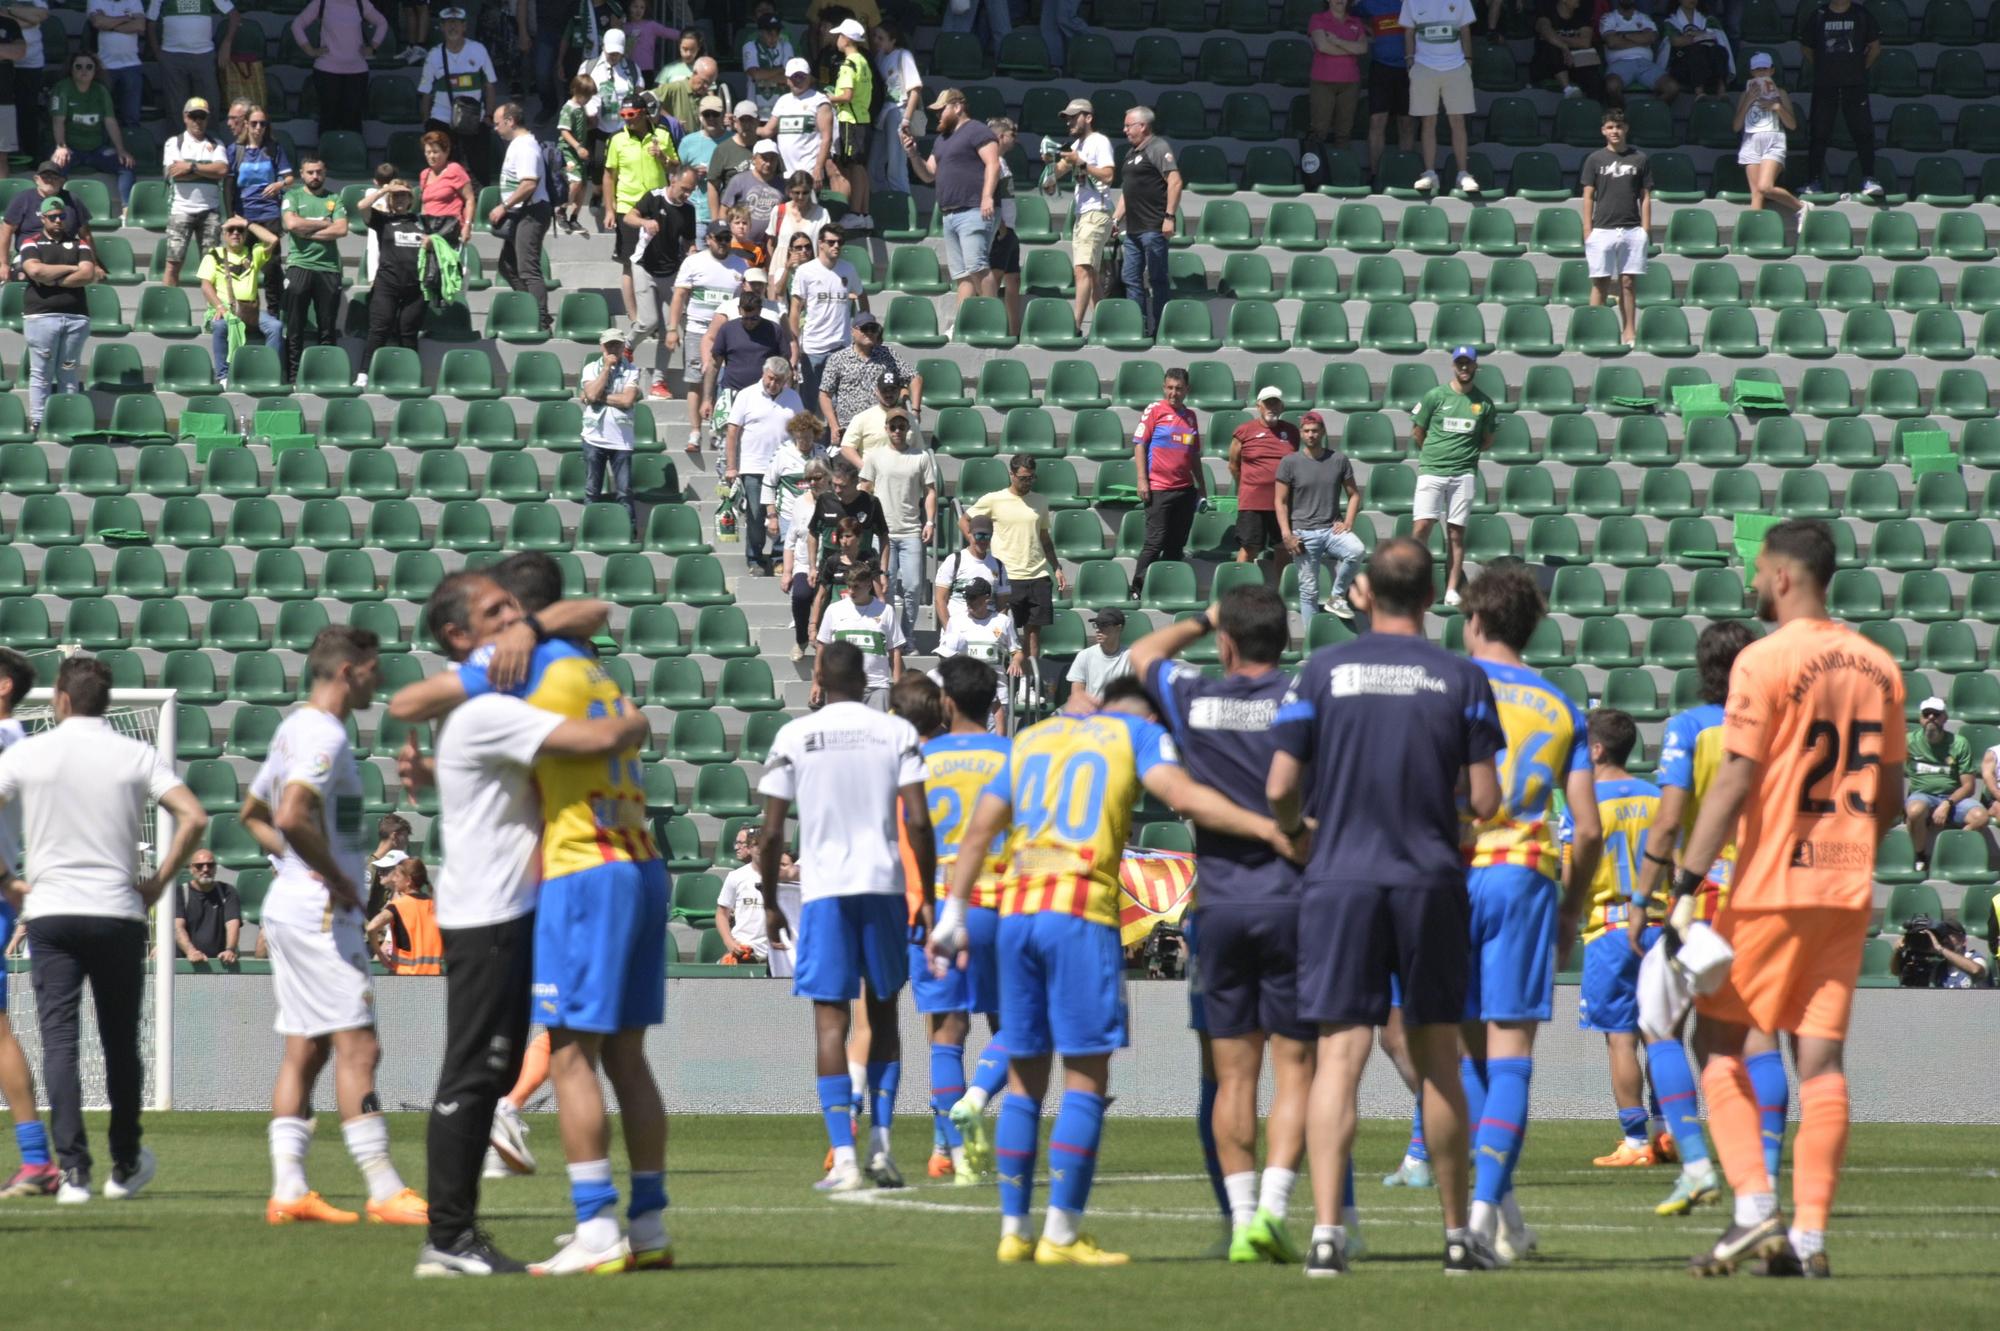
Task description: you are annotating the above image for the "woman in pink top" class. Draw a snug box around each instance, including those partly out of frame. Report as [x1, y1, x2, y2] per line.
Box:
[419, 129, 476, 243]
[622, 0, 677, 82]
[292, 0, 390, 136]
[1308, 0, 1368, 150]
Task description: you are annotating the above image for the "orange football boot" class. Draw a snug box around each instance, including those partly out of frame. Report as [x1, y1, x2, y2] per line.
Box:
[366, 1188, 430, 1225]
[1592, 1141, 1659, 1168]
[267, 1191, 359, 1225]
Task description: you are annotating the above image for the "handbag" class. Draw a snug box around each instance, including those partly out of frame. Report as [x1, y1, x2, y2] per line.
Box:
[441, 40, 485, 139]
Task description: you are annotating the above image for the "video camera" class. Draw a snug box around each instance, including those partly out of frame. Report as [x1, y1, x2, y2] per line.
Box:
[1897, 914, 1968, 988]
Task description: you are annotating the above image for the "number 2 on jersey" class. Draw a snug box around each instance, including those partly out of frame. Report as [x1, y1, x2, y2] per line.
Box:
[1796, 719, 1882, 816]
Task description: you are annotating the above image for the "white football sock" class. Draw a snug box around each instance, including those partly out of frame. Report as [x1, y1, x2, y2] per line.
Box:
[950, 1146, 967, 1171]
[961, 1086, 990, 1114]
[1311, 1223, 1341, 1245]
[340, 1114, 405, 1203]
[269, 1116, 312, 1203]
[1042, 1206, 1080, 1246]
[1223, 1171, 1258, 1228]
[1342, 1204, 1361, 1233]
[831, 1144, 857, 1170]
[1734, 1191, 1777, 1226]
[1788, 1227, 1824, 1259]
[1499, 1191, 1526, 1233]
[847, 1062, 866, 1100]
[1468, 1199, 1499, 1241]
[1258, 1167, 1297, 1220]
[628, 1208, 668, 1253]
[1001, 1213, 1026, 1240]
[870, 1125, 893, 1158]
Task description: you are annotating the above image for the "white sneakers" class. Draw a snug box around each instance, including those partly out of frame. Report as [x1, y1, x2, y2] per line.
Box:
[104, 1147, 156, 1201]
[482, 1148, 511, 1181]
[1458, 173, 1480, 194]
[1443, 587, 1463, 608]
[56, 1171, 91, 1205]
[814, 1161, 867, 1193]
[1414, 170, 1478, 193]
[489, 1100, 536, 1175]
[529, 1231, 631, 1276]
[1414, 170, 1440, 192]
[1860, 178, 1885, 198]
[1327, 594, 1355, 619]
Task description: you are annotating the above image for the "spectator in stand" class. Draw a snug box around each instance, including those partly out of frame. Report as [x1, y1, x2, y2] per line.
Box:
[18, 199, 98, 432]
[790, 224, 864, 415]
[364, 814, 411, 923]
[721, 138, 786, 247]
[604, 92, 680, 328]
[368, 856, 442, 975]
[1651, 0, 1729, 104]
[715, 826, 782, 963]
[1309, 0, 1368, 154]
[1112, 105, 1179, 336]
[626, 162, 699, 399]
[1408, 346, 1496, 607]
[1047, 98, 1114, 329]
[356, 180, 427, 372]
[827, 17, 873, 229]
[807, 516, 870, 641]
[726, 357, 806, 575]
[677, 93, 730, 231]
[743, 10, 793, 116]
[1042, 0, 1087, 70]
[175, 851, 241, 964]
[223, 107, 292, 318]
[1581, 107, 1650, 347]
[655, 52, 717, 129]
[901, 88, 1000, 303]
[1904, 697, 1988, 875]
[859, 403, 938, 640]
[870, 21, 921, 197]
[146, 0, 234, 138]
[764, 410, 822, 563]
[939, 0, 1009, 47]
[87, 0, 148, 134]
[777, 451, 832, 661]
[581, 327, 646, 534]
[938, 578, 1022, 677]
[656, 26, 701, 84]
[1355, 0, 1413, 172]
[0, 21, 25, 186]
[516, 0, 569, 119]
[672, 219, 747, 450]
[292, 0, 389, 136]
[709, 99, 762, 204]
[961, 454, 1068, 678]
[556, 74, 595, 234]
[986, 116, 1023, 336]
[839, 366, 910, 463]
[161, 98, 228, 290]
[0, 162, 90, 262]
[1799, 0, 1881, 198]
[586, 28, 644, 207]
[767, 56, 833, 188]
[766, 171, 832, 287]
[1982, 737, 2000, 824]
[1400, 0, 1479, 193]
[934, 517, 1008, 627]
[706, 277, 795, 413]
[222, 95, 249, 147]
[818, 309, 916, 440]
[1275, 411, 1365, 621]
[810, 454, 890, 573]
[623, 0, 674, 81]
[1064, 608, 1132, 709]
[1230, 385, 1301, 582]
[814, 559, 904, 709]
[1531, 0, 1603, 102]
[50, 53, 137, 206]
[492, 101, 557, 336]
[419, 129, 475, 245]
[199, 214, 282, 386]
[280, 153, 345, 382]
[1597, 0, 1658, 100]
[1734, 52, 1805, 216]
[419, 6, 500, 184]
[1130, 367, 1205, 598]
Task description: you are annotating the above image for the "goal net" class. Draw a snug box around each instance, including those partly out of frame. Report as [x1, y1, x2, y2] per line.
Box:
[2, 687, 179, 1111]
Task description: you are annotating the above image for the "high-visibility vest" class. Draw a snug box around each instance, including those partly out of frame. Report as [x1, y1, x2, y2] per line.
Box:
[386, 896, 444, 976]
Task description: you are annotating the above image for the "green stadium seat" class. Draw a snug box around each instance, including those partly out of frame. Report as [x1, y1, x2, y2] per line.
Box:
[1499, 467, 1560, 516]
[1360, 303, 1423, 354]
[1567, 306, 1629, 356]
[1799, 210, 1859, 260]
[1528, 210, 1584, 257]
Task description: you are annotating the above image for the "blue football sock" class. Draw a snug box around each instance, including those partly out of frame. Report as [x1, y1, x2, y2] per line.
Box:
[1197, 1075, 1228, 1220]
[930, 1044, 965, 1149]
[1460, 1055, 1488, 1132]
[1342, 1159, 1355, 1209]
[1617, 1104, 1650, 1145]
[567, 1162, 619, 1227]
[995, 1093, 1041, 1219]
[971, 1036, 1010, 1101]
[866, 1060, 900, 1138]
[818, 1073, 856, 1151]
[1046, 1090, 1106, 1218]
[1407, 1098, 1429, 1163]
[1646, 1081, 1665, 1136]
[1472, 1056, 1532, 1206]
[626, 1170, 667, 1218]
[1747, 1049, 1788, 1181]
[1646, 1039, 1711, 1167]
[13, 1120, 49, 1167]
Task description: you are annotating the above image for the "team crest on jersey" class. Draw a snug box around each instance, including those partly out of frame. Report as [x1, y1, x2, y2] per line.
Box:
[310, 751, 333, 778]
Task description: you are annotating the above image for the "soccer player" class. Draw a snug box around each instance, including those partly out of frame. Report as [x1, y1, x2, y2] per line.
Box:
[757, 641, 935, 1193]
[0, 647, 56, 1199]
[1665, 520, 1903, 1278]
[1456, 567, 1602, 1261]
[1630, 620, 1759, 1217]
[1568, 708, 1667, 1169]
[931, 677, 1301, 1266]
[244, 627, 428, 1228]
[1268, 538, 1503, 1276]
[408, 572, 652, 1276]
[1129, 586, 1323, 1264]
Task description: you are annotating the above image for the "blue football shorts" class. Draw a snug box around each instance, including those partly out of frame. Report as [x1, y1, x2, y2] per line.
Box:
[1578, 921, 1663, 1033]
[794, 894, 909, 1003]
[910, 904, 1002, 1016]
[998, 912, 1128, 1058]
[532, 859, 670, 1034]
[1463, 864, 1559, 1023]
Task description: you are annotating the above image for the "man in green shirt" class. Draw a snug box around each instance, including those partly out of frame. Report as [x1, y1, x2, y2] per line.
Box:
[279, 154, 348, 382]
[827, 18, 874, 231]
[1904, 695, 1990, 874]
[1408, 345, 1496, 607]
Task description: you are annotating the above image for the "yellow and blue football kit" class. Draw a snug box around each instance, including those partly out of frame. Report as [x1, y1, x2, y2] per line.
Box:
[1573, 777, 1663, 1034]
[460, 639, 668, 1034]
[1657, 701, 1735, 921]
[912, 733, 1011, 1019]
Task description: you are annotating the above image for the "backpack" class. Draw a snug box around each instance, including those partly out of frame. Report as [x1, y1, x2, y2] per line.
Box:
[538, 136, 570, 207]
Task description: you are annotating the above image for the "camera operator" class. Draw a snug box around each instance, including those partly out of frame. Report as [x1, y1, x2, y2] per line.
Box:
[1892, 916, 1991, 990]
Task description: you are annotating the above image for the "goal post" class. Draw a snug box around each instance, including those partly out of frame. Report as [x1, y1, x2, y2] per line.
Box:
[9, 688, 179, 1111]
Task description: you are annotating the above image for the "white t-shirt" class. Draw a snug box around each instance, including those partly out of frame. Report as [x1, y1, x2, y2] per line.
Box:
[434, 693, 562, 929]
[1742, 78, 1782, 133]
[1599, 7, 1659, 67]
[11, 0, 44, 67]
[859, 444, 938, 537]
[790, 257, 861, 355]
[0, 718, 24, 873]
[815, 595, 906, 691]
[499, 131, 548, 210]
[933, 548, 1009, 621]
[250, 708, 369, 932]
[146, 0, 230, 56]
[89, 0, 146, 69]
[727, 382, 804, 476]
[1398, 0, 1476, 70]
[163, 133, 226, 216]
[717, 862, 770, 955]
[764, 441, 815, 529]
[581, 356, 644, 451]
[939, 609, 1018, 667]
[0, 717, 181, 923]
[771, 89, 830, 176]
[1066, 644, 1134, 697]
[419, 38, 498, 125]
[1070, 131, 1114, 214]
[584, 56, 642, 134]
[676, 249, 745, 333]
[756, 700, 925, 900]
[875, 46, 922, 114]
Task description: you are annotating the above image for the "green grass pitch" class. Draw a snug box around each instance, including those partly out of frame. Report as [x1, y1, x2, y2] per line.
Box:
[3, 1113, 1995, 1329]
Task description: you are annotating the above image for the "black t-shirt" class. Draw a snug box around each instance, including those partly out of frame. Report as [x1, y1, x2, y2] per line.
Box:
[1801, 2, 1879, 86]
[18, 236, 93, 316]
[1581, 145, 1650, 228]
[708, 137, 755, 196]
[808, 489, 890, 551]
[633, 188, 697, 279]
[369, 210, 430, 289]
[1122, 135, 1180, 234]
[715, 313, 793, 392]
[5, 188, 91, 257]
[177, 881, 242, 956]
[0, 16, 20, 102]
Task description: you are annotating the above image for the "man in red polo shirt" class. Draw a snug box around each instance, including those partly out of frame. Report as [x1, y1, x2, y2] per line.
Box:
[1229, 384, 1301, 582]
[1130, 366, 1205, 598]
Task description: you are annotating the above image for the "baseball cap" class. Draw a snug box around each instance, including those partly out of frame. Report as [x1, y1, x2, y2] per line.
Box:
[758, 11, 783, 27]
[854, 309, 882, 330]
[733, 98, 761, 118]
[1921, 696, 1948, 715]
[1451, 344, 1479, 362]
[832, 17, 867, 40]
[1093, 608, 1127, 627]
[753, 139, 782, 156]
[784, 56, 811, 77]
[1061, 98, 1095, 117]
[1749, 50, 1774, 68]
[964, 577, 993, 599]
[184, 96, 210, 114]
[1300, 410, 1327, 430]
[967, 519, 994, 536]
[372, 849, 410, 871]
[885, 405, 911, 424]
[598, 327, 628, 346]
[742, 266, 769, 284]
[34, 159, 63, 178]
[699, 93, 727, 114]
[1256, 385, 1285, 404]
[38, 195, 64, 216]
[620, 93, 650, 113]
[928, 88, 967, 111]
[437, 4, 467, 18]
[707, 218, 732, 236]
[602, 27, 626, 49]
[877, 368, 903, 390]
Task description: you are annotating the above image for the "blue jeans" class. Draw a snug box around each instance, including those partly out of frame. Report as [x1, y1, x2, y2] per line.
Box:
[871, 104, 910, 195]
[886, 532, 926, 639]
[736, 472, 770, 569]
[66, 146, 137, 207]
[1293, 527, 1366, 619]
[584, 443, 636, 534]
[532, 27, 566, 118]
[1121, 229, 1171, 331]
[23, 313, 89, 426]
[940, 0, 1011, 43]
[212, 310, 285, 382]
[1040, 0, 1087, 69]
[105, 67, 143, 133]
[799, 348, 837, 423]
[941, 208, 997, 282]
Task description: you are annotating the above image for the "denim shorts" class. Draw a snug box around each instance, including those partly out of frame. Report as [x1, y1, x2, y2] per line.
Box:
[940, 208, 996, 280]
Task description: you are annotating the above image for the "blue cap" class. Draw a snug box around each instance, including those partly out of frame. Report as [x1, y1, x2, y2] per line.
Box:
[1451, 345, 1479, 363]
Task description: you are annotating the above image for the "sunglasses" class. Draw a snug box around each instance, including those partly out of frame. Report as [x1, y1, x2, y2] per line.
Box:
[969, 530, 991, 540]
[224, 226, 248, 234]
[187, 110, 209, 118]
[888, 421, 909, 430]
[72, 61, 94, 70]
[249, 119, 269, 127]
[821, 238, 842, 247]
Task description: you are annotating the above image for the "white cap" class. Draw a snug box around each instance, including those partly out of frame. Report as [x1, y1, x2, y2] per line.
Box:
[733, 98, 761, 118]
[1921, 696, 1948, 715]
[372, 849, 410, 871]
[753, 139, 781, 155]
[1256, 385, 1285, 403]
[1748, 50, 1773, 68]
[784, 56, 811, 77]
[743, 267, 769, 284]
[832, 17, 867, 40]
[602, 27, 626, 50]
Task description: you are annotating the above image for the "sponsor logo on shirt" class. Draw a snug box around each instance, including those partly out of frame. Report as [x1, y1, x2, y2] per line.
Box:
[1330, 663, 1449, 697]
